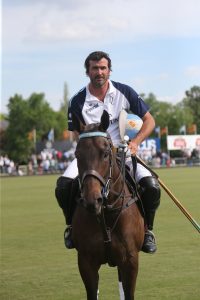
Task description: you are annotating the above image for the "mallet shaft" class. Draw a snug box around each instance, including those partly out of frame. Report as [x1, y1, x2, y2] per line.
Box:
[136, 155, 200, 234]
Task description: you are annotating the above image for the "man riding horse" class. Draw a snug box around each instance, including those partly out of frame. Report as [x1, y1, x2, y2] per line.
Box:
[55, 51, 161, 254]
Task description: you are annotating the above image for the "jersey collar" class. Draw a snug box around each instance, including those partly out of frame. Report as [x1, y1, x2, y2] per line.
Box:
[86, 80, 116, 101]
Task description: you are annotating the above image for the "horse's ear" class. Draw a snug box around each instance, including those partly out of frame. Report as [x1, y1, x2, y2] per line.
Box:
[72, 113, 85, 133]
[99, 110, 110, 132]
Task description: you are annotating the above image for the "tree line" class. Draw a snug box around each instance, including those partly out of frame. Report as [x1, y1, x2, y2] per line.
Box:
[0, 84, 200, 163]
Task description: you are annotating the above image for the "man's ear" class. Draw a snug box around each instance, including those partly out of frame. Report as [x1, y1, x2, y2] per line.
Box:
[72, 113, 85, 133]
[99, 110, 110, 132]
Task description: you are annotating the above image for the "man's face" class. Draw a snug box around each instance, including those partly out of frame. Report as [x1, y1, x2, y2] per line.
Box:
[87, 58, 110, 88]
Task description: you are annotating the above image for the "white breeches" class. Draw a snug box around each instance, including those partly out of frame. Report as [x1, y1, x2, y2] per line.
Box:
[62, 157, 151, 183]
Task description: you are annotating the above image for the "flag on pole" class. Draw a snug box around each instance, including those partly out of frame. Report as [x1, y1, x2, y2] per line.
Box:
[154, 126, 160, 138]
[28, 128, 36, 143]
[63, 129, 70, 140]
[161, 126, 168, 136]
[187, 124, 197, 134]
[48, 128, 54, 142]
[179, 125, 186, 135]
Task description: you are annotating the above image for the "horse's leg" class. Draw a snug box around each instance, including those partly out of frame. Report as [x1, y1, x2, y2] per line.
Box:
[119, 253, 139, 300]
[78, 253, 100, 300]
[118, 268, 125, 300]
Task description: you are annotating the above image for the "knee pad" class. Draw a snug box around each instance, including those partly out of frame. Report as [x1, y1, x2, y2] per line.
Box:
[55, 176, 79, 224]
[55, 176, 73, 209]
[139, 176, 161, 211]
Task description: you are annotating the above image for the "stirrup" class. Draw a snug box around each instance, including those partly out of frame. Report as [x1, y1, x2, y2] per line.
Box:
[64, 226, 74, 249]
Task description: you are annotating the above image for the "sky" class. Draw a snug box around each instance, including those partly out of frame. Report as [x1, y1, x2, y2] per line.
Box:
[1, 0, 200, 114]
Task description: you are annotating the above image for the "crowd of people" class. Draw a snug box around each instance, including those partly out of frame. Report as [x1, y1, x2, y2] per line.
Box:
[0, 142, 77, 176]
[0, 154, 16, 175]
[1, 144, 199, 177]
[27, 145, 76, 176]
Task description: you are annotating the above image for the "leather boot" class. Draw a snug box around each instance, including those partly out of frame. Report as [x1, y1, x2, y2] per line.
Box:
[55, 176, 79, 249]
[139, 176, 161, 254]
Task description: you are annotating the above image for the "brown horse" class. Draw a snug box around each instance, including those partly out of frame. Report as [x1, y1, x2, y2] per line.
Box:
[72, 110, 144, 300]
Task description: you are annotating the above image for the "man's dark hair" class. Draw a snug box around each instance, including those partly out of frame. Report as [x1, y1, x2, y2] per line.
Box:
[84, 51, 112, 74]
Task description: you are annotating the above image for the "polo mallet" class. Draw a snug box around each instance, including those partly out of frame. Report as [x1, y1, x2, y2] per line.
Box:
[136, 154, 200, 234]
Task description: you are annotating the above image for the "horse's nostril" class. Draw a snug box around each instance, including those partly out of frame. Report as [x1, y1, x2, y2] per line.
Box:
[87, 203, 96, 214]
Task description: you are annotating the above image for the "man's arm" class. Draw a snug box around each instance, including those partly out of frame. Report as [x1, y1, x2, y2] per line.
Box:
[128, 111, 155, 155]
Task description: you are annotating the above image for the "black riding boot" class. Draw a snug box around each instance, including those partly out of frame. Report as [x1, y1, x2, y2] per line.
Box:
[139, 176, 161, 254]
[55, 176, 78, 249]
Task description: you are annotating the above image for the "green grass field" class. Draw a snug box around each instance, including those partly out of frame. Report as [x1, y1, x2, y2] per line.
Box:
[1, 167, 200, 300]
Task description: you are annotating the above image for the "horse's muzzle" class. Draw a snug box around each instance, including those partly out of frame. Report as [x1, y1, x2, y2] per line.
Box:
[82, 196, 103, 215]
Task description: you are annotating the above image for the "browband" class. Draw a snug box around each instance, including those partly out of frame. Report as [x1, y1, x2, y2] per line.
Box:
[79, 132, 108, 139]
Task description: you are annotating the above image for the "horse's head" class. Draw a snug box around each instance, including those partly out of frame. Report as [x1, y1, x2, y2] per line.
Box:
[74, 110, 112, 215]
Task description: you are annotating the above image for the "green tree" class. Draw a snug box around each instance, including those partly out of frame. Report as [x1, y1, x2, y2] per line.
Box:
[60, 82, 69, 114]
[58, 82, 69, 136]
[4, 94, 31, 162]
[144, 92, 194, 135]
[4, 93, 66, 163]
[182, 85, 200, 132]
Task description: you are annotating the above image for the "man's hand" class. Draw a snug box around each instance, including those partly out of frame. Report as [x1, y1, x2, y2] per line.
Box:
[127, 111, 155, 155]
[128, 139, 139, 155]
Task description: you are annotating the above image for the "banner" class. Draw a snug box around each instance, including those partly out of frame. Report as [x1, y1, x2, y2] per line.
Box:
[167, 135, 200, 150]
[138, 138, 161, 157]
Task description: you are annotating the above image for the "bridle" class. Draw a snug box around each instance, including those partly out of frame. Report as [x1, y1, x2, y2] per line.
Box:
[78, 131, 114, 204]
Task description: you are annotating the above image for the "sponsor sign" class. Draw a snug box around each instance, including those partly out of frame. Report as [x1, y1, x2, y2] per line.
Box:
[167, 135, 200, 150]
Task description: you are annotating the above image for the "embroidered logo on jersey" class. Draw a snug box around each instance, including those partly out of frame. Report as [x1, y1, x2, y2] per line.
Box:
[86, 103, 99, 113]
[110, 117, 119, 125]
[108, 113, 118, 125]
[109, 95, 114, 104]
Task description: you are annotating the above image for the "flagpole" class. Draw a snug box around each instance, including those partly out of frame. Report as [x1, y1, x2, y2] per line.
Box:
[158, 126, 161, 139]
[194, 124, 197, 135]
[33, 128, 36, 152]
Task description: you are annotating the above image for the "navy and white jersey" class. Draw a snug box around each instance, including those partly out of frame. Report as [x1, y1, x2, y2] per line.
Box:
[68, 80, 149, 147]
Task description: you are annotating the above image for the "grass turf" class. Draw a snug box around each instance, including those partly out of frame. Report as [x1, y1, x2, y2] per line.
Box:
[1, 167, 200, 299]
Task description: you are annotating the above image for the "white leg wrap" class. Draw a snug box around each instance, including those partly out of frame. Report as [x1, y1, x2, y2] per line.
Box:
[118, 281, 124, 300]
